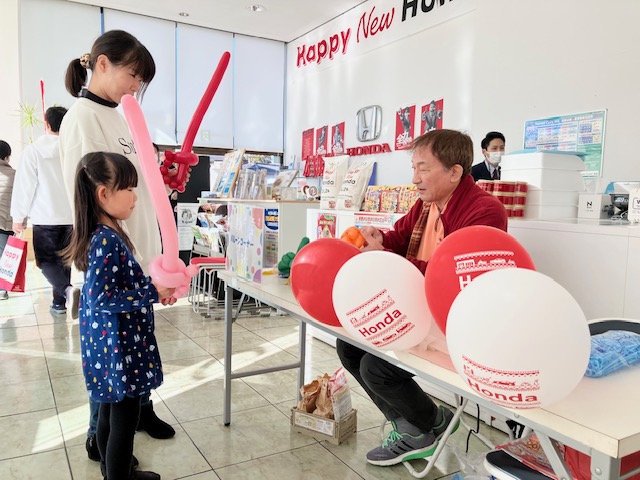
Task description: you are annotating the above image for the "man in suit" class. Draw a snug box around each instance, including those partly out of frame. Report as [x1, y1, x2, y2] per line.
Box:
[471, 131, 505, 181]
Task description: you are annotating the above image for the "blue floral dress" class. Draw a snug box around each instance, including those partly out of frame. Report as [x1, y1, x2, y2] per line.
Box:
[79, 225, 162, 403]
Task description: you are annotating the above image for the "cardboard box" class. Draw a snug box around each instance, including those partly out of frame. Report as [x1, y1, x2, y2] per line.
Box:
[290, 407, 357, 445]
[578, 194, 613, 219]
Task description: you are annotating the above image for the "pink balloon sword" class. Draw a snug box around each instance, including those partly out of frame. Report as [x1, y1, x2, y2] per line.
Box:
[122, 95, 197, 297]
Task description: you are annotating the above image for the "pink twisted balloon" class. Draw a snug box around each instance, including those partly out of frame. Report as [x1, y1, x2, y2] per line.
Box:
[121, 95, 197, 298]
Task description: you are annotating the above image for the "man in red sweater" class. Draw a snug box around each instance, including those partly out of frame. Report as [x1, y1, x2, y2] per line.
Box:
[337, 129, 507, 466]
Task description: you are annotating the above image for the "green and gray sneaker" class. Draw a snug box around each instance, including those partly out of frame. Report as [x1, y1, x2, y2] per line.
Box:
[366, 420, 437, 466]
[433, 405, 459, 440]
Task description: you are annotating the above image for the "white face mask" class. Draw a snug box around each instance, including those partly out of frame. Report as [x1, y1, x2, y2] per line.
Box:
[488, 152, 503, 165]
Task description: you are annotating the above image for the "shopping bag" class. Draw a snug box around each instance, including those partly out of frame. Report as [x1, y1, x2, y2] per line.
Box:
[0, 235, 27, 292]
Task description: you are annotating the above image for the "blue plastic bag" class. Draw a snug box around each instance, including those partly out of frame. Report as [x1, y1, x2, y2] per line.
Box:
[585, 330, 640, 378]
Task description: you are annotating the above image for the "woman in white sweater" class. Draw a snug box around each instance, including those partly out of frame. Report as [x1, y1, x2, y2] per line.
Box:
[59, 30, 174, 479]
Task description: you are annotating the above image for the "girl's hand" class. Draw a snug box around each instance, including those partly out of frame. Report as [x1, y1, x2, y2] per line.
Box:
[152, 281, 176, 301]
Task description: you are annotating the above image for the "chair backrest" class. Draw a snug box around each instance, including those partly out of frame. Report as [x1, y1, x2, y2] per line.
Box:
[588, 318, 640, 335]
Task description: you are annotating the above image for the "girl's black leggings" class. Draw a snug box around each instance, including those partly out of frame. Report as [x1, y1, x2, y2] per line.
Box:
[97, 395, 141, 480]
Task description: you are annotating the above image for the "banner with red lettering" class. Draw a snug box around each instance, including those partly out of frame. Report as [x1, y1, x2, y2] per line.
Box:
[421, 98, 444, 134]
[302, 128, 314, 160]
[395, 105, 415, 150]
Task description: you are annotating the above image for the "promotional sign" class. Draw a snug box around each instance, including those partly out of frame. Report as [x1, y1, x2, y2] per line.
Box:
[316, 126, 329, 155]
[227, 203, 265, 283]
[331, 122, 345, 154]
[395, 105, 415, 150]
[421, 98, 444, 133]
[523, 109, 606, 177]
[302, 128, 314, 160]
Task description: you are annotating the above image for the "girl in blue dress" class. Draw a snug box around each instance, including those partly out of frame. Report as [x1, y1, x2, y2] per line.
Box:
[62, 151, 174, 480]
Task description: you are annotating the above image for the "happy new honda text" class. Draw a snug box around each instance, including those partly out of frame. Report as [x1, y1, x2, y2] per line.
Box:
[296, 0, 456, 67]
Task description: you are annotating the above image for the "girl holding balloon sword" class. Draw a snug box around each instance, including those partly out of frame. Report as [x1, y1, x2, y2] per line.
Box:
[62, 152, 173, 480]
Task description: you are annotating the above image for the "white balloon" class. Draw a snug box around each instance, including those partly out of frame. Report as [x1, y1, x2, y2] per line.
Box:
[332, 251, 432, 351]
[446, 268, 590, 409]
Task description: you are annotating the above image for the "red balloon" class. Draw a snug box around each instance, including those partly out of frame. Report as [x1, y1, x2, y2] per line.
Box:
[291, 239, 360, 327]
[425, 226, 535, 335]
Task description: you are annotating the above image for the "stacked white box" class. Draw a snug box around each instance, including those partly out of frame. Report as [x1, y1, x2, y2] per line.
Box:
[501, 152, 585, 219]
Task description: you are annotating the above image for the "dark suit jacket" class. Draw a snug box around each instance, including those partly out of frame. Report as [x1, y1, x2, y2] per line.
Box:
[471, 162, 500, 181]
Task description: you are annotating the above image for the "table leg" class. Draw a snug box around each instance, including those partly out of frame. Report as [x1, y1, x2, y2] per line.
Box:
[536, 432, 573, 479]
[297, 320, 307, 401]
[223, 281, 234, 426]
[590, 450, 621, 480]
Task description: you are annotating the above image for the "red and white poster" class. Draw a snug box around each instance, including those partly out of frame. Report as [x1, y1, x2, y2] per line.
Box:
[331, 122, 345, 154]
[421, 98, 444, 134]
[316, 125, 328, 155]
[302, 128, 314, 160]
[395, 105, 415, 150]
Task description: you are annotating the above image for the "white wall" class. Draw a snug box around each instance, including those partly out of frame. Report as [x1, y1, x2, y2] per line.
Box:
[285, 0, 640, 187]
[0, 0, 24, 162]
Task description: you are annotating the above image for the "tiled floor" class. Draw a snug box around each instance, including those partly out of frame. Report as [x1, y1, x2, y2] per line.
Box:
[0, 261, 509, 479]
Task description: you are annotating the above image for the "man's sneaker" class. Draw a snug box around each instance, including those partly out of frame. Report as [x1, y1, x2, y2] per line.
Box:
[50, 303, 67, 315]
[433, 405, 460, 440]
[65, 286, 80, 320]
[366, 420, 437, 466]
[0, 290, 8, 300]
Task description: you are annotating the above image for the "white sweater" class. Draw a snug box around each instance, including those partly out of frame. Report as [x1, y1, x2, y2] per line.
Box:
[11, 134, 73, 226]
[59, 96, 161, 272]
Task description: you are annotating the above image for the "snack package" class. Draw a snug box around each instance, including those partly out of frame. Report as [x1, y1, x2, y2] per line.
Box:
[329, 367, 352, 421]
[320, 155, 349, 209]
[380, 186, 401, 213]
[363, 186, 383, 212]
[398, 185, 420, 213]
[336, 159, 376, 211]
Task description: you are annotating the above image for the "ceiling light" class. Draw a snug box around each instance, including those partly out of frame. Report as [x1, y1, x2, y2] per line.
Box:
[249, 5, 266, 12]
[178, 12, 189, 17]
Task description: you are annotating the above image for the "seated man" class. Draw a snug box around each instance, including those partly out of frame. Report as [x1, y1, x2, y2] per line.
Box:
[337, 129, 508, 466]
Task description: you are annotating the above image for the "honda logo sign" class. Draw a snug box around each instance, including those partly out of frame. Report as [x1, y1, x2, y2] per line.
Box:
[356, 105, 382, 142]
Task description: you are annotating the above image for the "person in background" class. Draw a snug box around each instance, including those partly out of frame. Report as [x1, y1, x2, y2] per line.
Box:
[58, 29, 175, 464]
[472, 131, 506, 181]
[0, 140, 15, 300]
[11, 106, 80, 317]
[62, 152, 172, 480]
[340, 129, 508, 467]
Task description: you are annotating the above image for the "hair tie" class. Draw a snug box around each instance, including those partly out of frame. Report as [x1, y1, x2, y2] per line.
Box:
[79, 53, 91, 69]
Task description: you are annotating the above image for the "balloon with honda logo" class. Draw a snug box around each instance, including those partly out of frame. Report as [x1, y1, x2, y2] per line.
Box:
[424, 225, 535, 335]
[446, 268, 590, 409]
[332, 251, 432, 351]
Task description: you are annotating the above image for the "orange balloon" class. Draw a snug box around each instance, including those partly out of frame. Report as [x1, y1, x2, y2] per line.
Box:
[341, 226, 366, 248]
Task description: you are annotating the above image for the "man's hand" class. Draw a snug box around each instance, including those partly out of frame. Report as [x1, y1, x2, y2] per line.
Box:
[12, 222, 25, 234]
[360, 227, 384, 251]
